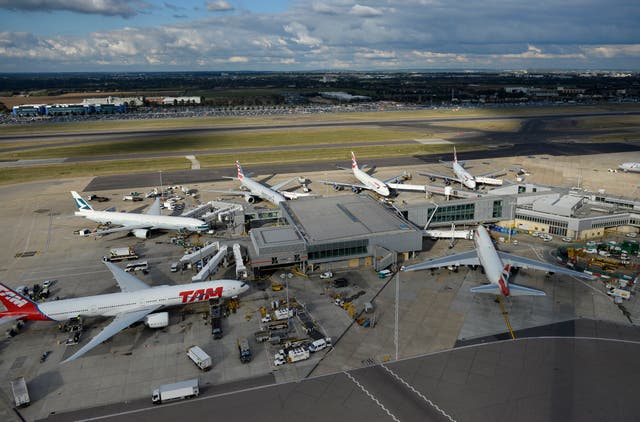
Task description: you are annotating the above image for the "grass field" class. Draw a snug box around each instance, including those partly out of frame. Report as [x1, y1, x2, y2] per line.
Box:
[0, 127, 430, 160]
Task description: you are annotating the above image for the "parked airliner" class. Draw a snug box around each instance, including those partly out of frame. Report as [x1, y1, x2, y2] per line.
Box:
[401, 225, 593, 297]
[0, 262, 249, 363]
[618, 162, 640, 173]
[322, 152, 428, 197]
[72, 191, 208, 239]
[209, 161, 312, 205]
[419, 147, 505, 190]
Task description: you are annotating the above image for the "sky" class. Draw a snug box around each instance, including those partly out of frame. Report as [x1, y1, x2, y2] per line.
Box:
[0, 0, 639, 72]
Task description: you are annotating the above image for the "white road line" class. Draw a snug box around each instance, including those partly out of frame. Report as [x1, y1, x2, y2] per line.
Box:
[380, 364, 457, 422]
[344, 371, 401, 422]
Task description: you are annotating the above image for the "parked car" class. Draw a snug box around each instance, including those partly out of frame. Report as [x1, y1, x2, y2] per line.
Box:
[561, 237, 572, 242]
[532, 231, 540, 237]
[319, 271, 333, 279]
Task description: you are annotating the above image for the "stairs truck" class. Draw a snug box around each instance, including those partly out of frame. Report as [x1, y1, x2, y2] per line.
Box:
[103, 247, 138, 262]
[152, 378, 199, 404]
[10, 377, 30, 407]
[186, 346, 212, 371]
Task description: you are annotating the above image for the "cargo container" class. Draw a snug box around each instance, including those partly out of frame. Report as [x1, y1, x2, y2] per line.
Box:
[187, 346, 212, 371]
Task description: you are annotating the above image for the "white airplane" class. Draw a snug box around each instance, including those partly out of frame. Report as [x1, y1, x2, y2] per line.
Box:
[618, 162, 640, 173]
[401, 225, 593, 297]
[418, 147, 505, 190]
[71, 191, 208, 239]
[209, 161, 312, 205]
[322, 152, 428, 197]
[0, 262, 249, 363]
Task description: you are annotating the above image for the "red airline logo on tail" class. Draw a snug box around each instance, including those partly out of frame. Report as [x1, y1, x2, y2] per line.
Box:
[236, 161, 244, 180]
[0, 283, 51, 321]
[351, 152, 358, 170]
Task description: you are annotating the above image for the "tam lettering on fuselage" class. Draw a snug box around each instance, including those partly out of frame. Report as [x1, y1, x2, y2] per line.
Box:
[178, 287, 223, 303]
[0, 286, 28, 307]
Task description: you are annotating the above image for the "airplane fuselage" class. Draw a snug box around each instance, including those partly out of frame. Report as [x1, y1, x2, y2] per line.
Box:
[75, 209, 208, 232]
[353, 167, 390, 196]
[453, 162, 477, 190]
[619, 162, 640, 173]
[0, 280, 248, 322]
[240, 176, 287, 204]
[474, 225, 509, 295]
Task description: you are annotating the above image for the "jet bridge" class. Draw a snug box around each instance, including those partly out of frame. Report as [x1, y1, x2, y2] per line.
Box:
[180, 241, 220, 266]
[232, 243, 248, 279]
[182, 201, 244, 224]
[192, 244, 228, 282]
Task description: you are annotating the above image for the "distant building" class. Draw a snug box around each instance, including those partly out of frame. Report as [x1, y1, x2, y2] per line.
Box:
[162, 96, 202, 105]
[12, 104, 45, 116]
[319, 92, 371, 102]
[82, 96, 143, 106]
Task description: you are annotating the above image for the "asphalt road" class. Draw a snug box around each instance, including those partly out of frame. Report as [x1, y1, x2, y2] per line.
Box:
[43, 330, 640, 422]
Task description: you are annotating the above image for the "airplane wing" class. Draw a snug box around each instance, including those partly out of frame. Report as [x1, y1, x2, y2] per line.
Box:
[497, 251, 595, 279]
[207, 189, 249, 197]
[61, 305, 161, 363]
[476, 168, 507, 178]
[0, 315, 27, 326]
[383, 173, 411, 184]
[321, 180, 369, 191]
[93, 224, 152, 236]
[104, 261, 151, 292]
[271, 177, 299, 192]
[417, 170, 463, 185]
[146, 198, 162, 216]
[401, 250, 480, 272]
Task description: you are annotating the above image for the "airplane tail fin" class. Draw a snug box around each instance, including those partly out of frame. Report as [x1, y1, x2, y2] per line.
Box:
[351, 151, 359, 170]
[71, 191, 93, 211]
[236, 161, 245, 180]
[453, 146, 458, 163]
[0, 283, 40, 313]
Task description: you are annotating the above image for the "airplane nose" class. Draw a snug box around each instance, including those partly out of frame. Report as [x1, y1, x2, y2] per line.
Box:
[469, 180, 477, 189]
[380, 187, 390, 196]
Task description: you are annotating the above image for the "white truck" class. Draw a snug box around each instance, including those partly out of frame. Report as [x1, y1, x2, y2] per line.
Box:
[187, 346, 212, 371]
[274, 308, 294, 321]
[287, 347, 310, 363]
[103, 247, 138, 262]
[10, 377, 30, 407]
[152, 378, 199, 404]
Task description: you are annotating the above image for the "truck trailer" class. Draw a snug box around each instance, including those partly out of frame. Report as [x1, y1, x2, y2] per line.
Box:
[103, 247, 138, 262]
[152, 378, 199, 404]
[187, 346, 212, 371]
[10, 377, 30, 407]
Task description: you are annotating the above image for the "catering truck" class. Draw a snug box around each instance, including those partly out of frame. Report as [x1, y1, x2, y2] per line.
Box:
[152, 378, 199, 404]
[187, 346, 212, 371]
[10, 377, 30, 407]
[103, 247, 138, 262]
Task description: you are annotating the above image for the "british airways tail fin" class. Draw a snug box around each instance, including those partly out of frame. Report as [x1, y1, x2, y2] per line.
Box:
[453, 146, 458, 163]
[236, 161, 245, 180]
[71, 191, 93, 211]
[351, 151, 359, 170]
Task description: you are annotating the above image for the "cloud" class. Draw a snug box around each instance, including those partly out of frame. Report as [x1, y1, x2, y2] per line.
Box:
[207, 1, 234, 12]
[350, 4, 383, 17]
[1, 0, 640, 70]
[164, 2, 184, 12]
[0, 0, 150, 18]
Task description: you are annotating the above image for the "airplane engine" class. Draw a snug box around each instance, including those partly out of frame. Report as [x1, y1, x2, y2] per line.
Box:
[332, 184, 344, 191]
[244, 195, 256, 204]
[429, 176, 436, 182]
[351, 186, 361, 193]
[444, 178, 451, 185]
[132, 229, 150, 239]
[144, 312, 169, 328]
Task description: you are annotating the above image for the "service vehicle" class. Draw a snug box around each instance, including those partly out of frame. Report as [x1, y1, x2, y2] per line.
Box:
[378, 269, 392, 278]
[187, 346, 212, 371]
[320, 271, 333, 279]
[125, 260, 148, 272]
[237, 337, 252, 363]
[287, 347, 310, 363]
[10, 377, 30, 407]
[152, 378, 199, 404]
[170, 262, 180, 272]
[42, 279, 56, 288]
[103, 247, 138, 262]
[274, 308, 293, 320]
[254, 330, 270, 343]
[123, 195, 143, 202]
[211, 305, 223, 339]
[309, 337, 332, 353]
[86, 194, 109, 202]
